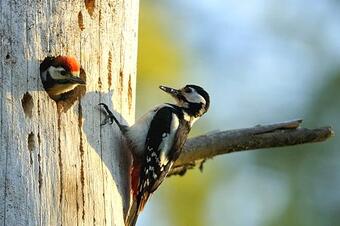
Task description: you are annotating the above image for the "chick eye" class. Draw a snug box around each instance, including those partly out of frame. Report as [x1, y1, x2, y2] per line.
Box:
[184, 87, 192, 93]
[60, 70, 67, 76]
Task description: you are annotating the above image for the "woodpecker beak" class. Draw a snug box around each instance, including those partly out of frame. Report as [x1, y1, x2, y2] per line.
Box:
[159, 85, 180, 97]
[66, 73, 86, 85]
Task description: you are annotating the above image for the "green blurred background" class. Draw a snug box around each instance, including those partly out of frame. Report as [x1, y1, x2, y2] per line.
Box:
[136, 1, 340, 226]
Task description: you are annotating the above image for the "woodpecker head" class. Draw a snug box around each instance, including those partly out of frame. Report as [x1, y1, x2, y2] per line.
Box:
[40, 56, 85, 100]
[159, 84, 210, 118]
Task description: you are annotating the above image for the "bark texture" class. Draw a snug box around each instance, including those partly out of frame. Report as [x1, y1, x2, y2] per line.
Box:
[0, 0, 139, 225]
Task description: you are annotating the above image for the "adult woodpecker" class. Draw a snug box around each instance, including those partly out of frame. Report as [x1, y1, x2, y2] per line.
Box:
[99, 84, 210, 226]
[40, 56, 85, 100]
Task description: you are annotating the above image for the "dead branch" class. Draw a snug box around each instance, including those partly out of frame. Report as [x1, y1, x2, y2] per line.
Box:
[169, 119, 334, 176]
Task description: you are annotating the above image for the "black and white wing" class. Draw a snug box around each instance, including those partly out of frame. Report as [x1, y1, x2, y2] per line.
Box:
[136, 106, 182, 210]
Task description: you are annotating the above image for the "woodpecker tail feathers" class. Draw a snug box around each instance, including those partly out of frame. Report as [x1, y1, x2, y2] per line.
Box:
[125, 192, 150, 226]
[125, 200, 138, 226]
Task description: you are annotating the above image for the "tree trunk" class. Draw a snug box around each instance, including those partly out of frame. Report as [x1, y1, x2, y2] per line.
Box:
[0, 0, 139, 225]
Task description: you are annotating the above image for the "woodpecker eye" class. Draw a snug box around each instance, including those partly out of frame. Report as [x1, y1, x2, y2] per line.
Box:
[60, 70, 67, 76]
[184, 87, 192, 93]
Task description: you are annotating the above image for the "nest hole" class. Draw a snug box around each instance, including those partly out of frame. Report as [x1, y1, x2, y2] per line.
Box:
[40, 56, 87, 112]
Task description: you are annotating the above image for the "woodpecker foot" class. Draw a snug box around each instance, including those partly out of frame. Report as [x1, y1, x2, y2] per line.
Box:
[99, 103, 115, 126]
[99, 103, 129, 134]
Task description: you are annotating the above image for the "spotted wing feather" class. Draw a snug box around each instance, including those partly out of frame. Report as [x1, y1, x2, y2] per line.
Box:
[136, 106, 184, 210]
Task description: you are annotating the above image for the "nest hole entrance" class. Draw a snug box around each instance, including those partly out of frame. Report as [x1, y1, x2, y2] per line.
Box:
[39, 56, 87, 112]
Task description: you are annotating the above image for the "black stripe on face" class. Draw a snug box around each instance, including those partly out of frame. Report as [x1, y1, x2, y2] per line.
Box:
[185, 102, 204, 117]
[185, 85, 210, 110]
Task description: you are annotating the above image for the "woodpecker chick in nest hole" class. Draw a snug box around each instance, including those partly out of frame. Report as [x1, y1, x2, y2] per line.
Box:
[40, 56, 85, 100]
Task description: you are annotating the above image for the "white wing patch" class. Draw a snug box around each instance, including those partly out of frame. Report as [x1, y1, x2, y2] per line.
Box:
[125, 106, 158, 156]
[159, 113, 179, 166]
[126, 104, 173, 157]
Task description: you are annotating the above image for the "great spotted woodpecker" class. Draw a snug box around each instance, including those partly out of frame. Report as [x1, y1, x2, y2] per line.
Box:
[99, 84, 210, 226]
[40, 56, 85, 100]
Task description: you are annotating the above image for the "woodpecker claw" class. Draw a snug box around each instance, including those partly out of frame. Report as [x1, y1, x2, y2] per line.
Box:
[100, 117, 111, 126]
[99, 103, 115, 126]
[98, 103, 128, 134]
[100, 116, 115, 126]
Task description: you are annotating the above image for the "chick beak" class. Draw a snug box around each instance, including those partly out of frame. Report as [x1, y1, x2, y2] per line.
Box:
[67, 73, 86, 85]
[159, 85, 181, 97]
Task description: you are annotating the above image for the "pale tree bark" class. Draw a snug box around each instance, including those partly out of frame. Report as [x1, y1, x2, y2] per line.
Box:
[0, 0, 139, 226]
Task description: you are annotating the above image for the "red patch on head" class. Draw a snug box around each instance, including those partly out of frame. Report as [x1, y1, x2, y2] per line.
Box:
[55, 56, 80, 73]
